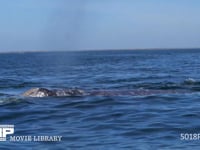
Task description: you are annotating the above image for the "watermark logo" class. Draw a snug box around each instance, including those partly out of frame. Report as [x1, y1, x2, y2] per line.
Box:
[0, 124, 62, 142]
[0, 125, 14, 141]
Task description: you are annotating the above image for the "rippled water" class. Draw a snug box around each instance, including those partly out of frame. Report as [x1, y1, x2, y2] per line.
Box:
[1, 49, 200, 149]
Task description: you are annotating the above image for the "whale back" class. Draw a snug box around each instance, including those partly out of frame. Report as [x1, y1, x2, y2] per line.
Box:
[22, 88, 56, 97]
[22, 88, 191, 97]
[22, 88, 86, 97]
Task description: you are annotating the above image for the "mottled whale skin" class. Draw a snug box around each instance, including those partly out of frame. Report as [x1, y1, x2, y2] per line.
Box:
[22, 88, 188, 97]
[22, 88, 86, 97]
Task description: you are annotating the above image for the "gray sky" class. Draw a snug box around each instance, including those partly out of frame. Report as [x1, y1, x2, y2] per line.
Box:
[0, 0, 200, 51]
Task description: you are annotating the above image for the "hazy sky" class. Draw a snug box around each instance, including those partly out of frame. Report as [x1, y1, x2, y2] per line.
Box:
[0, 0, 200, 51]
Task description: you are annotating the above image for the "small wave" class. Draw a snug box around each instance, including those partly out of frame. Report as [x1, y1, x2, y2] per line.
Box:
[0, 93, 10, 97]
[184, 78, 199, 84]
[132, 79, 200, 91]
[0, 78, 40, 89]
[0, 97, 31, 106]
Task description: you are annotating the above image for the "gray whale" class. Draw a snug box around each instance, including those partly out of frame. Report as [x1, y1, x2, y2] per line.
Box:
[22, 88, 190, 97]
[22, 88, 86, 97]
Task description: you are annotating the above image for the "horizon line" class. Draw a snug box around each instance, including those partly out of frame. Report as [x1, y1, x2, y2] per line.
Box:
[0, 47, 200, 54]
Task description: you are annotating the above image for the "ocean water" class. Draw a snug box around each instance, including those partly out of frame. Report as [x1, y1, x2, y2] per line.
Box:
[1, 49, 200, 149]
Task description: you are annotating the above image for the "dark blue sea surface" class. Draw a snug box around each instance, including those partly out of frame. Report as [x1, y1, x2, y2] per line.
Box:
[1, 49, 200, 149]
